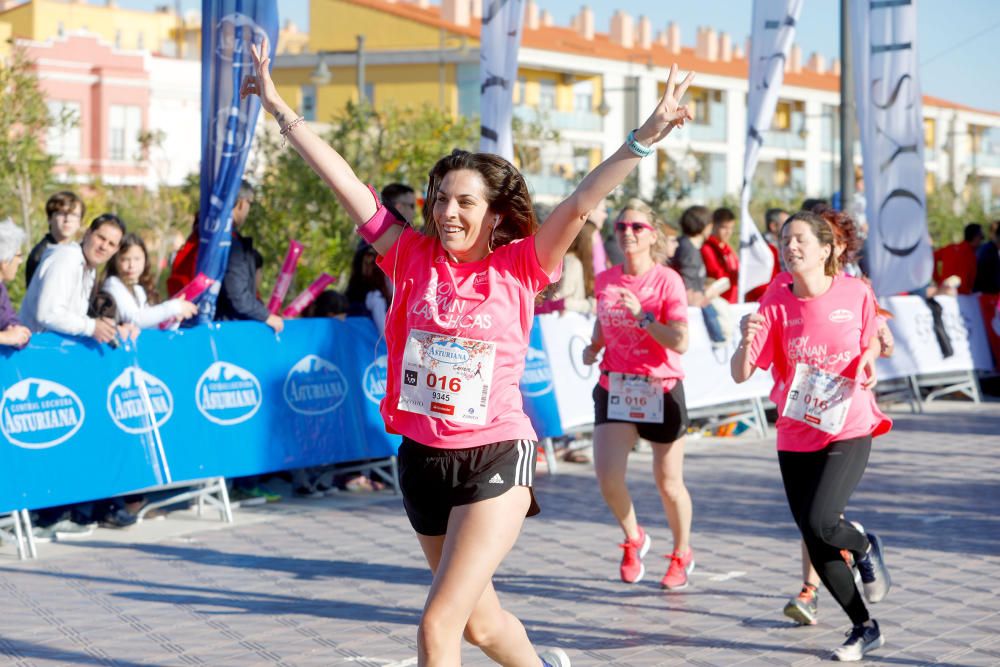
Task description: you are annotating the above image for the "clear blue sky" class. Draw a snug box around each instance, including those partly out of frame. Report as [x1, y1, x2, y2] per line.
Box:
[121, 0, 1000, 112]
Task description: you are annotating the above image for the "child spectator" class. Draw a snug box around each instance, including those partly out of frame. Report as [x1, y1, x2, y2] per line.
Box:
[26, 191, 85, 287]
[100, 233, 199, 328]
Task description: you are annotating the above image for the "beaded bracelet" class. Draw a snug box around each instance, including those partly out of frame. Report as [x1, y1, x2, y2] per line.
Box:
[279, 116, 306, 146]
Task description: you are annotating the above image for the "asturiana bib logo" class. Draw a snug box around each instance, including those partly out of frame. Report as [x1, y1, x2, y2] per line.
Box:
[284, 355, 348, 415]
[521, 345, 553, 397]
[107, 367, 173, 434]
[196, 361, 262, 425]
[1, 379, 85, 449]
[363, 355, 389, 405]
[427, 340, 470, 365]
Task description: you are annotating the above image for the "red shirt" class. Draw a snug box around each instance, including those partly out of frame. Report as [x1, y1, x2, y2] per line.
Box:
[933, 242, 977, 294]
[701, 236, 739, 303]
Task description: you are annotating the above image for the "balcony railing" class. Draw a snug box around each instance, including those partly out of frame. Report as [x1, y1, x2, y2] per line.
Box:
[514, 105, 603, 133]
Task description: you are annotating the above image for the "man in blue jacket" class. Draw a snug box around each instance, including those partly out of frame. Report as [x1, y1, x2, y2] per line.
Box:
[214, 181, 283, 333]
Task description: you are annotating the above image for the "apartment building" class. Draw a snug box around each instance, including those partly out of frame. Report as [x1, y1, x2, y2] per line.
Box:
[271, 0, 1000, 208]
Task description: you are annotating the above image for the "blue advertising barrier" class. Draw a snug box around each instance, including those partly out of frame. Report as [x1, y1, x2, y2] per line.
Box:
[0, 318, 399, 513]
[520, 321, 564, 439]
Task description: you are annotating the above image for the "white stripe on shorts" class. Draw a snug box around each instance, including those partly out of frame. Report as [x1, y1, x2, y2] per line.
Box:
[514, 440, 525, 486]
[516, 439, 532, 486]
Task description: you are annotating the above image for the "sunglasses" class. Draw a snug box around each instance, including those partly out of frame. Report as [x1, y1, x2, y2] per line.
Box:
[615, 221, 655, 233]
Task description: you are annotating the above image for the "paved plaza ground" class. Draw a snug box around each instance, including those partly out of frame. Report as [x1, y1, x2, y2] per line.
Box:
[1, 400, 998, 666]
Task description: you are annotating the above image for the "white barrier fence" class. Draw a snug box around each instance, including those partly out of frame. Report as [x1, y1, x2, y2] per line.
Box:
[537, 295, 994, 434]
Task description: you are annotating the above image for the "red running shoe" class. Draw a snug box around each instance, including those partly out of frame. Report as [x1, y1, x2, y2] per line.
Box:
[619, 526, 651, 583]
[660, 548, 695, 590]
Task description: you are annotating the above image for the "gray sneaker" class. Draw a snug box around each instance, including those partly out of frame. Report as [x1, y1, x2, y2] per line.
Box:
[856, 532, 891, 603]
[832, 619, 884, 661]
[51, 519, 95, 541]
[538, 647, 571, 667]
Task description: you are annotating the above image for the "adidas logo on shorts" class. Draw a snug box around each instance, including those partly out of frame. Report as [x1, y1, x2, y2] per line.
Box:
[488, 473, 504, 484]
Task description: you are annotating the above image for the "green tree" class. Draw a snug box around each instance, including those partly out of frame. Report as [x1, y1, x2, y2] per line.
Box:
[247, 101, 477, 300]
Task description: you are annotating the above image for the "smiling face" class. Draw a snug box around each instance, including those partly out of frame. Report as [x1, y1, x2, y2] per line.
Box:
[115, 244, 146, 285]
[432, 169, 494, 262]
[614, 208, 657, 258]
[781, 219, 832, 276]
[82, 223, 123, 268]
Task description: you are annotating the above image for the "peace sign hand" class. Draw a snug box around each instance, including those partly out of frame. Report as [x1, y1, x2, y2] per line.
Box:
[242, 37, 283, 116]
[635, 64, 695, 146]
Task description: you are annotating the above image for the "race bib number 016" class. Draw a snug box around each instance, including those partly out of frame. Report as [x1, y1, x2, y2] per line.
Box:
[398, 329, 496, 425]
[784, 363, 854, 435]
[607, 372, 664, 423]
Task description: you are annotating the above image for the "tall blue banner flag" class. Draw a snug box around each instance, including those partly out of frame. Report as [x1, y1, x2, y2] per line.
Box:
[197, 0, 278, 320]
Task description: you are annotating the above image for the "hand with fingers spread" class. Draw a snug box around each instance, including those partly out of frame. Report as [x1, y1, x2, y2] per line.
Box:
[242, 37, 284, 117]
[634, 64, 695, 146]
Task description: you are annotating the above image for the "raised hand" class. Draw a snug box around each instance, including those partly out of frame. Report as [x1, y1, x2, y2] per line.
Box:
[635, 64, 695, 146]
[242, 37, 283, 117]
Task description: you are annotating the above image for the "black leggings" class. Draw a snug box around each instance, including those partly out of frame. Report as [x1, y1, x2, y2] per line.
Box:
[778, 436, 872, 626]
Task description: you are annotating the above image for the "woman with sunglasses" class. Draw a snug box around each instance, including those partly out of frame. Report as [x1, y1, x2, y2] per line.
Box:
[582, 198, 695, 590]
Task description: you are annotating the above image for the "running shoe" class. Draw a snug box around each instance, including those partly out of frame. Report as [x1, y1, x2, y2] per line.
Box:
[618, 526, 651, 584]
[660, 547, 695, 590]
[538, 647, 571, 667]
[783, 584, 818, 625]
[856, 532, 891, 603]
[832, 619, 884, 661]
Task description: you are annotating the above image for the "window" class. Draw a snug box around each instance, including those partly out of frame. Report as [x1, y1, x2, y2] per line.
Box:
[923, 118, 936, 150]
[57, 21, 65, 37]
[363, 82, 375, 106]
[109, 105, 142, 161]
[538, 79, 556, 110]
[137, 31, 145, 50]
[513, 76, 527, 105]
[300, 85, 316, 121]
[114, 30, 122, 49]
[46, 101, 81, 160]
[688, 88, 711, 124]
[572, 80, 594, 113]
[774, 102, 792, 131]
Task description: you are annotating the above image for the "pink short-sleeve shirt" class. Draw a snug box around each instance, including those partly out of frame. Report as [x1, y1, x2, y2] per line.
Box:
[748, 274, 892, 452]
[376, 227, 559, 449]
[595, 264, 688, 391]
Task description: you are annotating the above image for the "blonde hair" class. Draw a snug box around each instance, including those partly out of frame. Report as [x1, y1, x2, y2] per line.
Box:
[616, 198, 672, 263]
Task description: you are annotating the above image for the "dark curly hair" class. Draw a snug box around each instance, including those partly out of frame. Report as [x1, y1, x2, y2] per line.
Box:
[421, 149, 538, 249]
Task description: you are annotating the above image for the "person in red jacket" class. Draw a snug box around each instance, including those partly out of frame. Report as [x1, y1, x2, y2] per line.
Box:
[933, 223, 983, 295]
[701, 207, 739, 303]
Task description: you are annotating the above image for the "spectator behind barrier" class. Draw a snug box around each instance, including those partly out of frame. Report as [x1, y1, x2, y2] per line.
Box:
[346, 240, 391, 336]
[932, 223, 983, 295]
[20, 214, 129, 345]
[380, 183, 416, 224]
[702, 207, 740, 303]
[545, 221, 598, 314]
[670, 205, 727, 345]
[0, 219, 31, 348]
[25, 191, 86, 287]
[303, 289, 349, 319]
[973, 221, 1000, 295]
[100, 233, 199, 329]
[214, 181, 284, 334]
[764, 207, 788, 248]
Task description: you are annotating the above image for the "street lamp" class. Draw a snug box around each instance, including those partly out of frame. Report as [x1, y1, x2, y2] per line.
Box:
[310, 58, 331, 86]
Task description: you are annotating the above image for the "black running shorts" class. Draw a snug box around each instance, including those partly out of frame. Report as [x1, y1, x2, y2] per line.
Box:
[593, 381, 689, 444]
[397, 437, 541, 536]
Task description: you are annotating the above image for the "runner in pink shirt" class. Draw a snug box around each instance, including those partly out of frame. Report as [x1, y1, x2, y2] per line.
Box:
[582, 198, 695, 591]
[245, 41, 694, 667]
[731, 210, 893, 662]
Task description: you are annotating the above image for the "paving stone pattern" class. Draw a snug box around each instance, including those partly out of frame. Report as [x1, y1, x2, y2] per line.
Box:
[0, 402, 998, 666]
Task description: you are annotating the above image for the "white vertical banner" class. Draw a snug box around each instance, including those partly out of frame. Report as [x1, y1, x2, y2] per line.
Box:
[479, 0, 525, 161]
[738, 0, 802, 301]
[850, 0, 933, 296]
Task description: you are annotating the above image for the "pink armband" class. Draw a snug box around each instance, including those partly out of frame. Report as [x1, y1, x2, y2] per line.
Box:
[357, 184, 403, 244]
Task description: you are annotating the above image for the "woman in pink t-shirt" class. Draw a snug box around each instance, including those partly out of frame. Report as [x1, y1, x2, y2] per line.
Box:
[730, 210, 893, 662]
[245, 41, 694, 667]
[582, 198, 694, 591]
